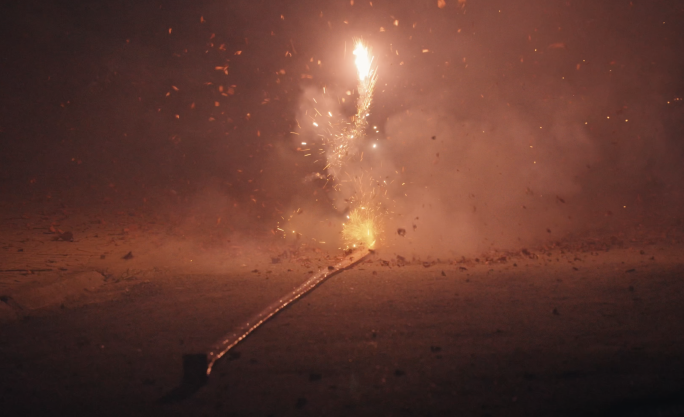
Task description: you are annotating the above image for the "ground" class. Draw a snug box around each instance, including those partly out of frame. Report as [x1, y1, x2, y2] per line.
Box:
[1, 196, 684, 416]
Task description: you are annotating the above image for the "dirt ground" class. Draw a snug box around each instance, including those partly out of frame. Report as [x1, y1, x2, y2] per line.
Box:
[1, 196, 684, 417]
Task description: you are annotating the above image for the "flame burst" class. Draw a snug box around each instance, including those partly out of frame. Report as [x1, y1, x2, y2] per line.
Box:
[342, 206, 379, 249]
[340, 176, 383, 249]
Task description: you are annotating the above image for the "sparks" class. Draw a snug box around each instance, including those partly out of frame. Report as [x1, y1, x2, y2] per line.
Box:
[342, 206, 379, 249]
[282, 38, 386, 251]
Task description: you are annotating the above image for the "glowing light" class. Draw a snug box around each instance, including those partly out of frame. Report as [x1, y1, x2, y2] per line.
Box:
[342, 206, 379, 249]
[353, 41, 373, 82]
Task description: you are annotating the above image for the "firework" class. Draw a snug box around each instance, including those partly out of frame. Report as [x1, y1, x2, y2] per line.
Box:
[338, 40, 382, 249]
[281, 38, 383, 250]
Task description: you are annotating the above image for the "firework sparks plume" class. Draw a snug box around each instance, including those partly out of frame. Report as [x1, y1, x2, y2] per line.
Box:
[284, 38, 384, 250]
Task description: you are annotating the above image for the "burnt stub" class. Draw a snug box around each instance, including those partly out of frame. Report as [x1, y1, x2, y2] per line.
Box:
[158, 354, 209, 403]
[397, 228, 406, 237]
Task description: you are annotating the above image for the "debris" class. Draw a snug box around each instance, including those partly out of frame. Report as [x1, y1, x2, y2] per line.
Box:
[441, 270, 446, 276]
[309, 373, 322, 382]
[430, 346, 442, 352]
[271, 257, 281, 264]
[625, 268, 636, 273]
[295, 397, 308, 409]
[123, 251, 134, 260]
[552, 308, 560, 316]
[55, 231, 74, 242]
[394, 369, 406, 377]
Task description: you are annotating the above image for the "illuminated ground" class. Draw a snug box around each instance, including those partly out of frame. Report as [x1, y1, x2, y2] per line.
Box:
[1, 220, 683, 416]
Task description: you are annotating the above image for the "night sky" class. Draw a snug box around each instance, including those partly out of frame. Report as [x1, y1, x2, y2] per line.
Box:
[2, 0, 683, 253]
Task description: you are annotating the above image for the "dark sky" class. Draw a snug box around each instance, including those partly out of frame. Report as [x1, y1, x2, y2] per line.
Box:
[1, 0, 682, 252]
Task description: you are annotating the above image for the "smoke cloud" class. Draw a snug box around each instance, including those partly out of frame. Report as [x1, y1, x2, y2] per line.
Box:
[2, 0, 682, 258]
[283, 0, 684, 257]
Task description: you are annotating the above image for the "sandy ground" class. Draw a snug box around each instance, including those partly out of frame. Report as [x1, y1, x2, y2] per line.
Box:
[1, 197, 684, 416]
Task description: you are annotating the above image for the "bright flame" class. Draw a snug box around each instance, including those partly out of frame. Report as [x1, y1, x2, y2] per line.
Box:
[342, 207, 379, 249]
[353, 41, 372, 82]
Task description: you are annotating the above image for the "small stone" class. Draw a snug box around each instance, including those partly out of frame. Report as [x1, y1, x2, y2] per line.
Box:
[56, 231, 74, 242]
